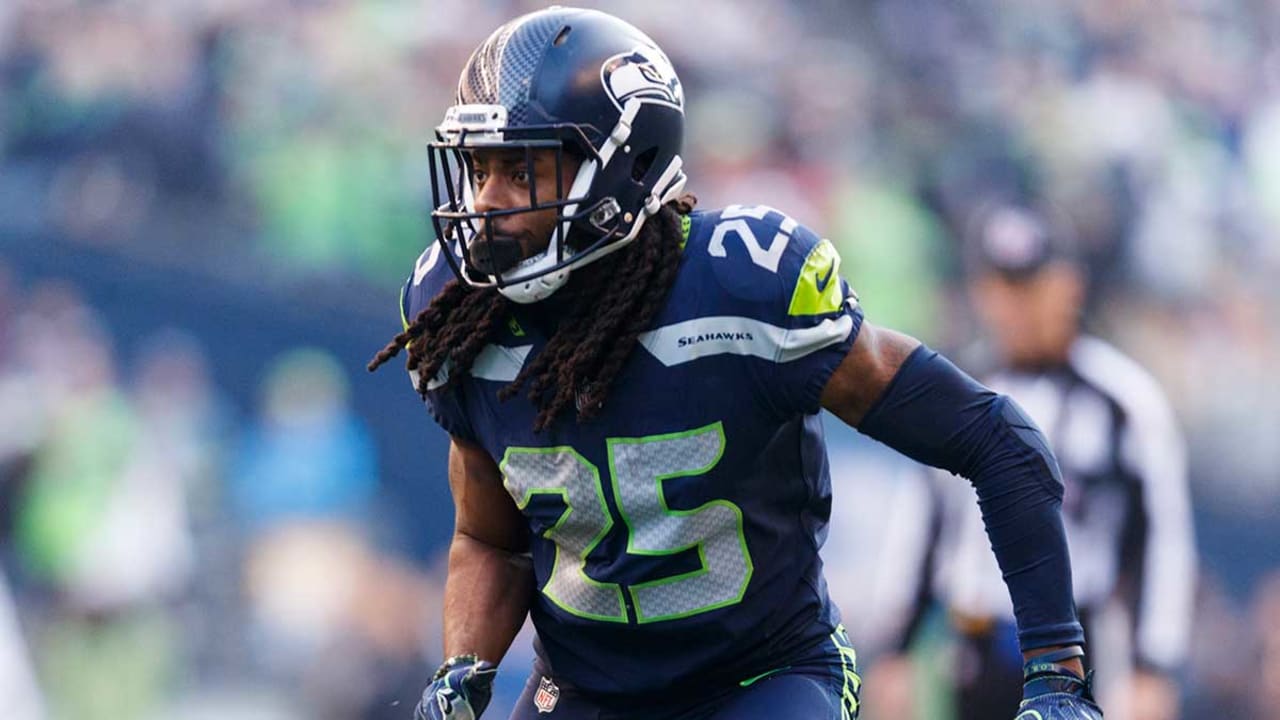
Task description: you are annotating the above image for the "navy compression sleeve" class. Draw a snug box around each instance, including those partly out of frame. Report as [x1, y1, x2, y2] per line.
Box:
[857, 345, 1085, 651]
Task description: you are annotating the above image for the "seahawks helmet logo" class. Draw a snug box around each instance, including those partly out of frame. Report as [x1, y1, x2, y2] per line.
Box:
[601, 46, 683, 112]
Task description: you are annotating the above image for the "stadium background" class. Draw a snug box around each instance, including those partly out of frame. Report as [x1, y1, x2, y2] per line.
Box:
[1, 0, 1277, 718]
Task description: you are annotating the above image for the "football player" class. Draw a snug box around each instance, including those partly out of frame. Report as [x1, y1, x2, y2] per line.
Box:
[369, 7, 1102, 719]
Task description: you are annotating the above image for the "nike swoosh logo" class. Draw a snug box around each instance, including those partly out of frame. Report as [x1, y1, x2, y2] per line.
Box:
[815, 262, 836, 293]
[739, 665, 793, 687]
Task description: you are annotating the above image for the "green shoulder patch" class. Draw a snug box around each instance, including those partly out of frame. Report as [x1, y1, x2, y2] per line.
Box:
[788, 238, 845, 316]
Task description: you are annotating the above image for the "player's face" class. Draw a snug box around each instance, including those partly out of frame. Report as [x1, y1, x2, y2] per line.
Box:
[971, 262, 1084, 367]
[467, 148, 582, 275]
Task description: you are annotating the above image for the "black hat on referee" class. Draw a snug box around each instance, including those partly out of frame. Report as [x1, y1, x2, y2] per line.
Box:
[965, 204, 1079, 281]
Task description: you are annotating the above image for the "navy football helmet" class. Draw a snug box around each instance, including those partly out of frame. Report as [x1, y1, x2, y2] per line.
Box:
[429, 7, 687, 303]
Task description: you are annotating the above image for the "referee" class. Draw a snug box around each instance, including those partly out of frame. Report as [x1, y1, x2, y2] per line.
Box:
[874, 204, 1196, 720]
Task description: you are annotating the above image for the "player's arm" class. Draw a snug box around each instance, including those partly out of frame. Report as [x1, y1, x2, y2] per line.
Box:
[417, 436, 533, 720]
[821, 322, 1087, 677]
[443, 435, 534, 662]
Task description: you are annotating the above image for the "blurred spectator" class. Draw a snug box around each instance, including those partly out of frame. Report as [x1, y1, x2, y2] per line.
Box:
[0, 261, 46, 720]
[11, 292, 190, 719]
[232, 347, 430, 717]
[0, 569, 44, 720]
[0, 261, 32, 540]
[232, 347, 377, 529]
[128, 329, 235, 689]
[0, 280, 94, 476]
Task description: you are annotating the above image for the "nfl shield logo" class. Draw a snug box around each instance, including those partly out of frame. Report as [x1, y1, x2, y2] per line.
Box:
[534, 676, 560, 714]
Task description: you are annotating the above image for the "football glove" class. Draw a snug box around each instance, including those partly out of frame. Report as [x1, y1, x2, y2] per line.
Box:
[1016, 646, 1103, 720]
[415, 654, 497, 720]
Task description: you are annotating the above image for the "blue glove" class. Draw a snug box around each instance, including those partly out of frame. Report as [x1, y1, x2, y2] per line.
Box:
[415, 654, 498, 720]
[1016, 646, 1103, 720]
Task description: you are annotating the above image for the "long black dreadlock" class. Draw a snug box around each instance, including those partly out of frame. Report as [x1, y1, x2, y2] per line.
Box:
[368, 195, 695, 431]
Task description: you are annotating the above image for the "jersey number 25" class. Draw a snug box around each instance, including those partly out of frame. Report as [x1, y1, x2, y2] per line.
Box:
[501, 422, 754, 624]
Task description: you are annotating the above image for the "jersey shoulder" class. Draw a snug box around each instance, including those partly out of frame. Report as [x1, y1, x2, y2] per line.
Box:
[682, 204, 855, 322]
[400, 241, 460, 329]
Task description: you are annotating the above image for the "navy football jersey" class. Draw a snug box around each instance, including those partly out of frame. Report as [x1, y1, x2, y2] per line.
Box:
[401, 205, 864, 699]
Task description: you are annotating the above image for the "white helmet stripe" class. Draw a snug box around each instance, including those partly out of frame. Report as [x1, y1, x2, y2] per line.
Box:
[597, 99, 640, 169]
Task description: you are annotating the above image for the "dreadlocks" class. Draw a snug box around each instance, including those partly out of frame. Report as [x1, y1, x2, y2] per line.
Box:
[368, 194, 696, 432]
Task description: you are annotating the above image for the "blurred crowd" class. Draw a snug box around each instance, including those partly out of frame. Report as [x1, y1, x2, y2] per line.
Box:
[0, 265, 445, 719]
[1, 0, 1279, 718]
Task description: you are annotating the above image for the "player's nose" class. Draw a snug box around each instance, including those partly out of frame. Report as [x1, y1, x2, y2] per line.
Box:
[473, 175, 515, 214]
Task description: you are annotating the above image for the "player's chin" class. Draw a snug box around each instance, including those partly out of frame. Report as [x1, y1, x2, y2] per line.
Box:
[469, 234, 527, 276]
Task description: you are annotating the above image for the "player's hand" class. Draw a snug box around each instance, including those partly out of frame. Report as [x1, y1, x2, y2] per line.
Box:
[1016, 648, 1104, 720]
[415, 655, 497, 720]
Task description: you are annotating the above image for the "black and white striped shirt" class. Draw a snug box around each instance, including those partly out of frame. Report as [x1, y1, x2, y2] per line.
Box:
[927, 336, 1195, 671]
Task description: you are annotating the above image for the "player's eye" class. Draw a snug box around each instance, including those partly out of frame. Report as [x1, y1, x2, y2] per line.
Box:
[471, 168, 488, 186]
[512, 169, 530, 185]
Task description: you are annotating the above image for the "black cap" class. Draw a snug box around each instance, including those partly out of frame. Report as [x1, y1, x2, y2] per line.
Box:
[965, 204, 1077, 280]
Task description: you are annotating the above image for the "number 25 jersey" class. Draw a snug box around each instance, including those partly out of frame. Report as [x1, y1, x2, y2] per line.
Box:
[402, 205, 865, 699]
